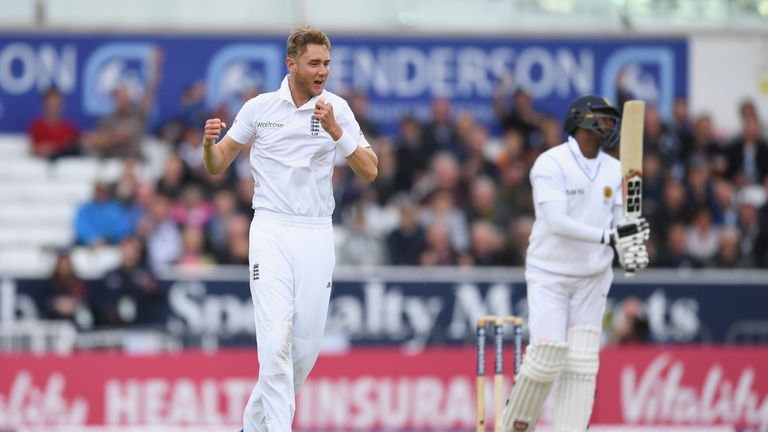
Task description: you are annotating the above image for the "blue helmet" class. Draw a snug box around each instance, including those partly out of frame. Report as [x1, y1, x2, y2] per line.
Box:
[563, 95, 622, 149]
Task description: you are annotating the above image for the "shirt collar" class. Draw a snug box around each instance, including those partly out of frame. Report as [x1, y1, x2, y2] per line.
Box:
[278, 75, 327, 110]
[567, 136, 600, 160]
[567, 135, 601, 174]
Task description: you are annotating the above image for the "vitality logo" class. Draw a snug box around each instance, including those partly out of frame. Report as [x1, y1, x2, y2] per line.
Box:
[206, 44, 282, 116]
[600, 46, 677, 118]
[82, 42, 156, 116]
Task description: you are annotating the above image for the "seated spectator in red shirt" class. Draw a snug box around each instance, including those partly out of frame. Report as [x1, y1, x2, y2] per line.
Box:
[27, 87, 80, 159]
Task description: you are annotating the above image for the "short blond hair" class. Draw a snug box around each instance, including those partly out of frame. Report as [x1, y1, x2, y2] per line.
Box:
[286, 26, 331, 59]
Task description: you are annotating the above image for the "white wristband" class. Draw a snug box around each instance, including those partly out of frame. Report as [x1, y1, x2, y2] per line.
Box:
[334, 131, 358, 157]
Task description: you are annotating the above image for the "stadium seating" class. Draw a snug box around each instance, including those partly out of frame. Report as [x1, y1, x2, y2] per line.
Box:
[0, 133, 169, 278]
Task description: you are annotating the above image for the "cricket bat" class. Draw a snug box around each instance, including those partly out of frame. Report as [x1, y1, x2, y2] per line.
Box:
[619, 100, 645, 277]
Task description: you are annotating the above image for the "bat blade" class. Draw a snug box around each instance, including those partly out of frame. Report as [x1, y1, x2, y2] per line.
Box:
[620, 100, 645, 220]
[619, 100, 645, 278]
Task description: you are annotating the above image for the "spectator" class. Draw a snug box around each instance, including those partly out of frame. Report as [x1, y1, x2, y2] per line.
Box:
[348, 90, 381, 139]
[386, 196, 426, 266]
[171, 185, 214, 229]
[98, 236, 163, 326]
[83, 49, 162, 159]
[671, 96, 693, 153]
[177, 127, 207, 180]
[74, 182, 134, 246]
[656, 223, 694, 268]
[221, 214, 251, 265]
[641, 152, 665, 218]
[711, 178, 738, 227]
[413, 151, 464, 203]
[684, 156, 715, 211]
[494, 129, 526, 168]
[178, 226, 214, 269]
[464, 220, 504, 266]
[138, 193, 182, 272]
[465, 176, 503, 227]
[712, 228, 745, 268]
[205, 188, 242, 262]
[156, 153, 191, 199]
[735, 186, 768, 267]
[644, 104, 684, 181]
[725, 107, 768, 186]
[336, 205, 386, 266]
[650, 178, 692, 247]
[685, 206, 719, 266]
[27, 87, 80, 159]
[419, 190, 470, 254]
[608, 296, 650, 346]
[44, 250, 92, 329]
[177, 126, 234, 193]
[420, 220, 460, 266]
[460, 123, 498, 183]
[393, 115, 435, 192]
[535, 115, 563, 154]
[422, 96, 461, 158]
[370, 137, 397, 205]
[682, 113, 724, 174]
[235, 176, 256, 215]
[497, 159, 533, 217]
[114, 162, 146, 235]
[495, 87, 544, 148]
[496, 215, 532, 266]
[158, 80, 208, 145]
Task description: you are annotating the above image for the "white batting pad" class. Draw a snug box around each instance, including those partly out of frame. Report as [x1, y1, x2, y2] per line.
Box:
[498, 341, 568, 432]
[551, 325, 602, 432]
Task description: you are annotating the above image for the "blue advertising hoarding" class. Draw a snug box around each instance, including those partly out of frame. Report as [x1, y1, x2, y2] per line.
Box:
[0, 33, 687, 136]
[2, 269, 765, 348]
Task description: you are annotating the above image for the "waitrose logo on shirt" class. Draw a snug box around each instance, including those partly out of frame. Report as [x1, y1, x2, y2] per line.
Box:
[256, 121, 285, 128]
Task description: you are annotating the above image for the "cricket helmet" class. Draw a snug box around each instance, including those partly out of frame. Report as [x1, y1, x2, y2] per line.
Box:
[563, 94, 622, 149]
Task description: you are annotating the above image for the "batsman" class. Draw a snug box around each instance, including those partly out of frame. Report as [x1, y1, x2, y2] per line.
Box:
[498, 95, 650, 432]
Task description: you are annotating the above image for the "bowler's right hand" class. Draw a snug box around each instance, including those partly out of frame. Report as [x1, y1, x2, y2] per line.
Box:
[203, 118, 227, 146]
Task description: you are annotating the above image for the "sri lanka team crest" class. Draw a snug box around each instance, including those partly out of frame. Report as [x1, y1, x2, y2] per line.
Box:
[604, 186, 613, 201]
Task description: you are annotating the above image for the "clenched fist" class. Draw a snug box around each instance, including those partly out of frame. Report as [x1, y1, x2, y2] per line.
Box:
[203, 118, 227, 146]
[313, 98, 342, 141]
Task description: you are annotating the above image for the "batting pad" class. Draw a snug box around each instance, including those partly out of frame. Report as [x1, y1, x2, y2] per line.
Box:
[551, 325, 601, 432]
[498, 341, 568, 432]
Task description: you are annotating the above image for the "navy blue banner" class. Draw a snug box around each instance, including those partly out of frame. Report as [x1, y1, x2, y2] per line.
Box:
[2, 269, 765, 348]
[0, 33, 687, 136]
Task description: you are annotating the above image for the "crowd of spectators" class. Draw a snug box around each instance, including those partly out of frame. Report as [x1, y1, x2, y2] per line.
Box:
[21, 70, 768, 326]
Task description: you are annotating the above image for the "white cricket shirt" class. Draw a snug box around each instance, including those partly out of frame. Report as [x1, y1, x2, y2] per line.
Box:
[526, 137, 622, 276]
[227, 75, 370, 219]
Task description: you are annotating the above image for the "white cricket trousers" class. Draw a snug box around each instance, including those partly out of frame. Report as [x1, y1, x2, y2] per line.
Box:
[243, 211, 335, 432]
[525, 266, 612, 344]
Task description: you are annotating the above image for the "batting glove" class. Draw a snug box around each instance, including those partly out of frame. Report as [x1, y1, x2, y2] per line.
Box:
[618, 242, 650, 272]
[610, 217, 650, 248]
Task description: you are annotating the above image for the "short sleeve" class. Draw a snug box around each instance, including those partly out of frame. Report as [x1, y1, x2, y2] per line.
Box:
[226, 99, 257, 145]
[530, 155, 566, 204]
